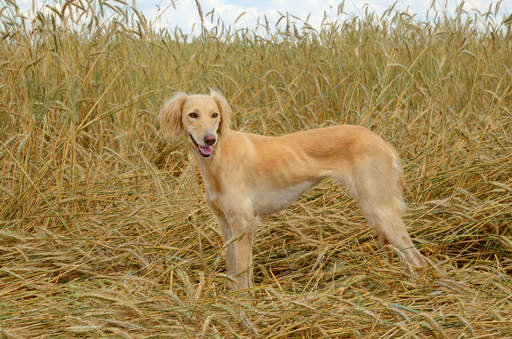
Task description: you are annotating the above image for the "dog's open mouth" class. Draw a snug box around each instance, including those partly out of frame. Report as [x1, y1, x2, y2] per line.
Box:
[189, 134, 213, 158]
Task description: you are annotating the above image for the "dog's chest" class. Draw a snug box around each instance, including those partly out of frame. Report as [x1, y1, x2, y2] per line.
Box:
[248, 180, 317, 216]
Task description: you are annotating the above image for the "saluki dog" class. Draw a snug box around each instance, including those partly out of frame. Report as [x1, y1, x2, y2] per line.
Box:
[159, 90, 427, 290]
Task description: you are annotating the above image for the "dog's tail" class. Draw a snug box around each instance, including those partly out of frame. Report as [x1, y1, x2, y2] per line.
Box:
[392, 154, 406, 214]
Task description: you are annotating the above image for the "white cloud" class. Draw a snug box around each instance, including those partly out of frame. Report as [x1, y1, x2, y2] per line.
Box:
[13, 0, 511, 35]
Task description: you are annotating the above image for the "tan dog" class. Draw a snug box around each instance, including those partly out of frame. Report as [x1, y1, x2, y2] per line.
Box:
[159, 90, 427, 290]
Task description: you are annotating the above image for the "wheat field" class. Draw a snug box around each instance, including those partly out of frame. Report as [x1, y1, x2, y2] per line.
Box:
[0, 0, 511, 337]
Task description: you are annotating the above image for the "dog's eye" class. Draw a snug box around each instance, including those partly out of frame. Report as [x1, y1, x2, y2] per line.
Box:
[211, 112, 218, 118]
[188, 112, 198, 118]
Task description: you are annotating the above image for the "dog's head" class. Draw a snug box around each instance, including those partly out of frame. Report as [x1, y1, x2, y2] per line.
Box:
[159, 90, 232, 158]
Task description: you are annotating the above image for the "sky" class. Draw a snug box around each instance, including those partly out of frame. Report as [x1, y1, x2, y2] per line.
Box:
[16, 0, 512, 34]
[145, 0, 511, 34]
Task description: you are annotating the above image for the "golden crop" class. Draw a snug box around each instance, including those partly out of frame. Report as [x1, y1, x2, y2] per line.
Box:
[1, 0, 511, 337]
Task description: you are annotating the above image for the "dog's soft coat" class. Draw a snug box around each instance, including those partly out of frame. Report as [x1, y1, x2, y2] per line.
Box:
[160, 91, 427, 290]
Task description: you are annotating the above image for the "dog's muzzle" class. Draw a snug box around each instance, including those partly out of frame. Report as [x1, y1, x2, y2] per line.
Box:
[189, 133, 216, 158]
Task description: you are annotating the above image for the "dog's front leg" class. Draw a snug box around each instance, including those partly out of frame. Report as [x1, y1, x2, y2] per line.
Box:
[205, 197, 256, 290]
[224, 213, 256, 291]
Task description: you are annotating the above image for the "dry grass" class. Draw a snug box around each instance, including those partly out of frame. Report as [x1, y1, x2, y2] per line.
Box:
[1, 0, 511, 337]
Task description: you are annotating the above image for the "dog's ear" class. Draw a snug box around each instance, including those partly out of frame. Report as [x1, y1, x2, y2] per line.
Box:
[210, 89, 232, 134]
[159, 92, 188, 141]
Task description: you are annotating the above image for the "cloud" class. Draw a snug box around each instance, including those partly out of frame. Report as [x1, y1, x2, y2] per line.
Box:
[14, 0, 511, 35]
[145, 0, 372, 34]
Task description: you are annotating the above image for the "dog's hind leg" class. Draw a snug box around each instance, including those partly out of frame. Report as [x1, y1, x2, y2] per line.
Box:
[341, 156, 427, 272]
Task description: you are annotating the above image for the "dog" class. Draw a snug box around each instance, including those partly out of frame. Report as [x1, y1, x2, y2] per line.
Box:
[159, 90, 427, 290]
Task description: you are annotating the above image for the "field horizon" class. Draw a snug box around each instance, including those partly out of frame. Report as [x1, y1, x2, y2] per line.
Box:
[1, 0, 511, 337]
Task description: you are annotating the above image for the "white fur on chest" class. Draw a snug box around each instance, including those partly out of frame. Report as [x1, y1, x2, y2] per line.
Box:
[248, 180, 317, 216]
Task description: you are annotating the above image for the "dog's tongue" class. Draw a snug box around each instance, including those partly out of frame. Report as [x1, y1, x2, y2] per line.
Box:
[199, 145, 213, 155]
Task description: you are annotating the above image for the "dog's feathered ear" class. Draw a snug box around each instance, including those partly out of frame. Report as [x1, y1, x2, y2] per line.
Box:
[159, 92, 188, 141]
[210, 89, 232, 134]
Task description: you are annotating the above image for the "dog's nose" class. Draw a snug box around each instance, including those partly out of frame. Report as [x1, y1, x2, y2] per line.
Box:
[204, 135, 216, 146]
